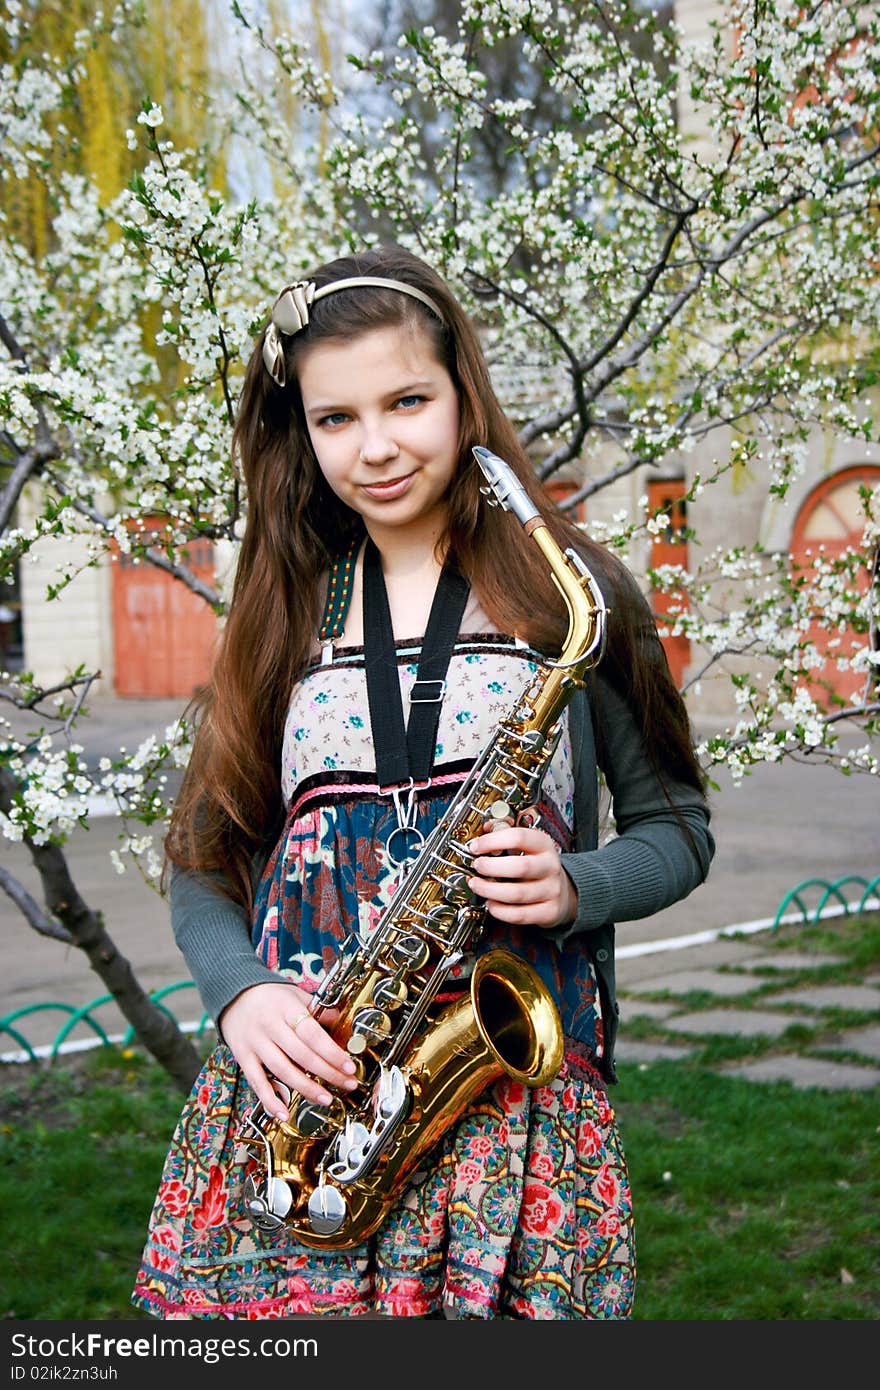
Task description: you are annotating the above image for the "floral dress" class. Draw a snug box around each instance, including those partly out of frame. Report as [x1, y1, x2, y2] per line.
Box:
[131, 635, 636, 1320]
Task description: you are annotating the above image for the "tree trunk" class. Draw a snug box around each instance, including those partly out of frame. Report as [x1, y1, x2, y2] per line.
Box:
[1, 771, 203, 1092]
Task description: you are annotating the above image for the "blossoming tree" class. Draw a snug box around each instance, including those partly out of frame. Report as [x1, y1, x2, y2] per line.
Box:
[1, 0, 878, 1085]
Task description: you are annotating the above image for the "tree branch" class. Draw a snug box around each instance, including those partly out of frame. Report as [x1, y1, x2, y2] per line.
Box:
[0, 863, 74, 943]
[43, 481, 222, 608]
[0, 437, 62, 533]
[524, 136, 880, 449]
[0, 311, 63, 531]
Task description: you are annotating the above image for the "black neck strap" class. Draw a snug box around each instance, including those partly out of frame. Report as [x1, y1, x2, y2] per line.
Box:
[362, 537, 470, 789]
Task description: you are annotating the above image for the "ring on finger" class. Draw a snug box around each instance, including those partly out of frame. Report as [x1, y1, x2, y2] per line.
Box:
[290, 1012, 309, 1036]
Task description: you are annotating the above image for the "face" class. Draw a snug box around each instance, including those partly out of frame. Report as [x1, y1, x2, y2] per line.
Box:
[297, 323, 460, 541]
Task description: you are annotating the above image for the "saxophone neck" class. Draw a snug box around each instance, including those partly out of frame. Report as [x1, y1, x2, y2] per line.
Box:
[531, 524, 608, 676]
[472, 446, 608, 678]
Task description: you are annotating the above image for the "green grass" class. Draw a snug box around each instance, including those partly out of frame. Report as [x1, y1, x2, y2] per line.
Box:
[1, 915, 878, 1320]
[615, 913, 880, 1319]
[0, 1048, 184, 1320]
[616, 1065, 878, 1319]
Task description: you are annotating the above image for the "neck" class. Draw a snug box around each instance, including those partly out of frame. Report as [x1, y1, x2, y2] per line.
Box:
[363, 510, 448, 579]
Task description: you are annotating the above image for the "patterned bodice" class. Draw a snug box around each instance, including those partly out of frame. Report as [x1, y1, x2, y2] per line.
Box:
[252, 633, 600, 1050]
[281, 634, 575, 826]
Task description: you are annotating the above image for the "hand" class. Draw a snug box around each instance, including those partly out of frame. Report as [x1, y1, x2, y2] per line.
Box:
[219, 981, 359, 1121]
[466, 822, 578, 929]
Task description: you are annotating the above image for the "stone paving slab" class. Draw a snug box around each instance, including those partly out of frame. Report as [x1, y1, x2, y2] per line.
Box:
[614, 1039, 695, 1064]
[668, 1008, 814, 1038]
[734, 952, 846, 972]
[721, 1055, 880, 1090]
[623, 969, 766, 997]
[616, 942, 753, 987]
[763, 984, 880, 1011]
[618, 999, 679, 1021]
[818, 1025, 880, 1062]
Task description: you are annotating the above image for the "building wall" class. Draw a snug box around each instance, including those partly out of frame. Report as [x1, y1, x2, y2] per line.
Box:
[19, 484, 115, 693]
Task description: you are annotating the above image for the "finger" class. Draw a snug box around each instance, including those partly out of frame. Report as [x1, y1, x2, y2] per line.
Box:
[239, 1053, 296, 1121]
[283, 1014, 359, 1089]
[483, 900, 559, 926]
[468, 851, 555, 881]
[468, 828, 523, 856]
[469, 827, 550, 856]
[468, 873, 548, 904]
[260, 1039, 341, 1109]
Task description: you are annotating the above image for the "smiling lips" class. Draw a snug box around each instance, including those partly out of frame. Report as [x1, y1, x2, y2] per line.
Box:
[360, 474, 414, 500]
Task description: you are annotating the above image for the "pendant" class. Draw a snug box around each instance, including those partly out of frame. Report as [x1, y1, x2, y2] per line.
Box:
[386, 823, 426, 869]
[386, 782, 426, 871]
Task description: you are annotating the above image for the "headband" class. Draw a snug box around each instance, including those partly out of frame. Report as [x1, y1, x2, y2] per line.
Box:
[262, 276, 447, 386]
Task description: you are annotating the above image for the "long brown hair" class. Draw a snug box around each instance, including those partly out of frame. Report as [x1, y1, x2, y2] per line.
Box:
[166, 245, 705, 907]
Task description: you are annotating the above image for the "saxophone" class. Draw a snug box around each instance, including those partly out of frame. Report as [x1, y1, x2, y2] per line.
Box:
[240, 445, 608, 1248]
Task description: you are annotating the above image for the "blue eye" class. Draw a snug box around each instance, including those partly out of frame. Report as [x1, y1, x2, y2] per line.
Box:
[318, 412, 348, 428]
[397, 395, 424, 410]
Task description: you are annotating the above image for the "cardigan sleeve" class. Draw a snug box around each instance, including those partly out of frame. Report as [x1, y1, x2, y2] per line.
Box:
[554, 673, 714, 945]
[170, 861, 288, 1026]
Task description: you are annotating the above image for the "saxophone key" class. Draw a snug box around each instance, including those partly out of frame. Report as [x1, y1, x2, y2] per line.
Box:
[307, 1182, 348, 1237]
[518, 728, 549, 753]
[243, 1174, 292, 1231]
[349, 1006, 393, 1050]
[374, 1064, 408, 1123]
[425, 903, 456, 930]
[334, 1120, 371, 1167]
[373, 975, 408, 1010]
[429, 851, 470, 877]
[294, 1095, 346, 1137]
[267, 1176, 293, 1217]
[485, 774, 518, 797]
[446, 836, 475, 859]
[390, 933, 431, 971]
[428, 866, 469, 893]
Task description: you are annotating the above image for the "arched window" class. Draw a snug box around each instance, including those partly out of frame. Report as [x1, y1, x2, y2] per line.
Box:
[790, 465, 880, 708]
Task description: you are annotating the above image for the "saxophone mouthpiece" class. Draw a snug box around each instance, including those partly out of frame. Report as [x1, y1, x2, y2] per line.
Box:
[472, 446, 540, 528]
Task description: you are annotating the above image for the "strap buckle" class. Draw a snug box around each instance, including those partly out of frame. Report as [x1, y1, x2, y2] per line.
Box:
[377, 775, 432, 798]
[409, 678, 446, 704]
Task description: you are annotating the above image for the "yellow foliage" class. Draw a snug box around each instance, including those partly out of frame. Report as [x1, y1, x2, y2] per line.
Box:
[4, 0, 340, 253]
[80, 40, 124, 207]
[4, 0, 227, 255]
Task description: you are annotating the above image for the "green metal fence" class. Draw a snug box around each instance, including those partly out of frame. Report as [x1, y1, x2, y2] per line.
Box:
[771, 873, 880, 928]
[0, 981, 214, 1064]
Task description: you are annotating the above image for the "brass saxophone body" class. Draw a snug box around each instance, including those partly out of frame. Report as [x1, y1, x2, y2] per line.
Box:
[240, 446, 608, 1248]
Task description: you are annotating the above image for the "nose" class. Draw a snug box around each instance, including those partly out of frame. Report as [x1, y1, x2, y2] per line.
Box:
[358, 419, 399, 466]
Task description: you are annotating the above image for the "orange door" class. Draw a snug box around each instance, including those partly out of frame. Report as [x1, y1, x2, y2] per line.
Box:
[647, 479, 690, 688]
[790, 466, 880, 709]
[111, 522, 218, 698]
[544, 478, 586, 522]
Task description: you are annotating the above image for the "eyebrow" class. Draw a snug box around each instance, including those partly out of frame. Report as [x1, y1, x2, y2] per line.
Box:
[303, 379, 438, 417]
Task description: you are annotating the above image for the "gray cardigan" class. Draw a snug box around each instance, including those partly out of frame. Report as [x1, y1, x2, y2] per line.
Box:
[170, 671, 714, 1083]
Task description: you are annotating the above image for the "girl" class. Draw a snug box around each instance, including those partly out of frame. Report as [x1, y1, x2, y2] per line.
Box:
[132, 245, 714, 1321]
